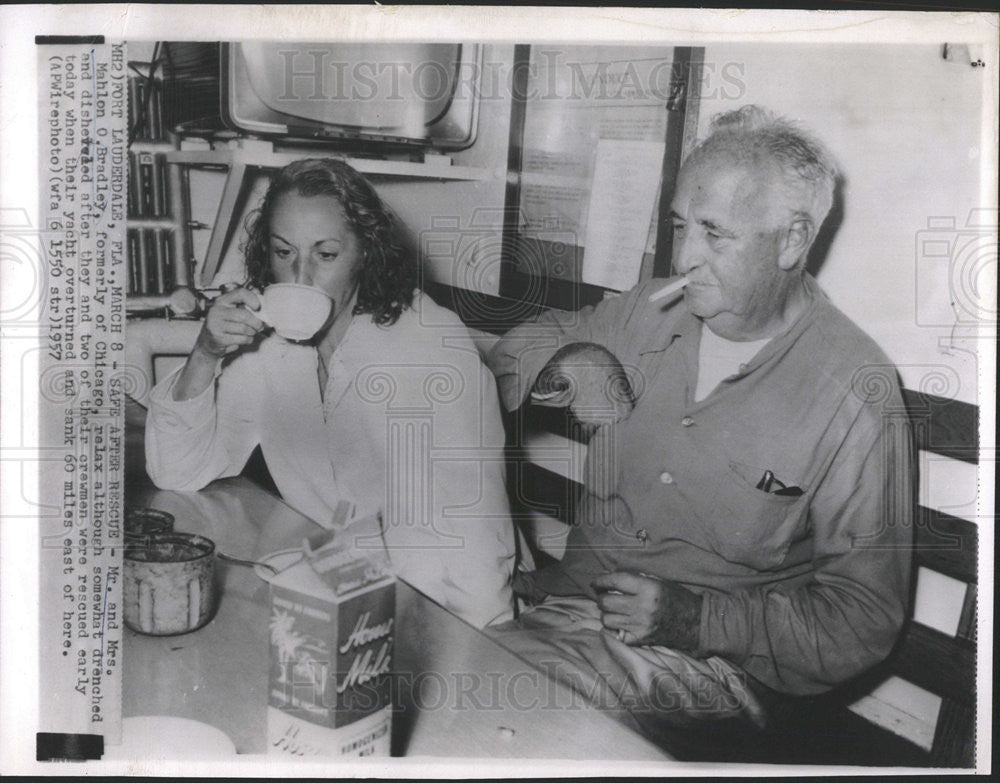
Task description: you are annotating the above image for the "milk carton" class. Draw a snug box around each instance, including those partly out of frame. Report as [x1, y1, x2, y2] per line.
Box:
[266, 539, 395, 757]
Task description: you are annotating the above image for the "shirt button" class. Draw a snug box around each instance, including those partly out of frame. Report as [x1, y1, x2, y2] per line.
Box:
[681, 416, 694, 427]
[659, 471, 674, 485]
[636, 529, 648, 542]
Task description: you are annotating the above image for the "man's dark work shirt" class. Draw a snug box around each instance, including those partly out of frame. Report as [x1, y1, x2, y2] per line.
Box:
[487, 275, 913, 695]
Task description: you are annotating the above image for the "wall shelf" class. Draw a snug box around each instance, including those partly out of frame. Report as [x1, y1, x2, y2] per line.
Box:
[162, 143, 496, 286]
[166, 147, 494, 180]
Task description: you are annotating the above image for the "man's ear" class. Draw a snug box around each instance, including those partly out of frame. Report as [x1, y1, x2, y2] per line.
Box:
[778, 215, 815, 271]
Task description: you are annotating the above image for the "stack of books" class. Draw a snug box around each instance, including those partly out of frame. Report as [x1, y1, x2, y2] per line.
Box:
[127, 71, 174, 296]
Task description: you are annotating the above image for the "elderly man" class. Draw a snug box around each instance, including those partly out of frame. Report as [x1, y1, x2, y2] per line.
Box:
[485, 106, 912, 734]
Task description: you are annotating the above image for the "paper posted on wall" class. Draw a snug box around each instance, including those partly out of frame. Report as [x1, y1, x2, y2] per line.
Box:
[581, 139, 665, 290]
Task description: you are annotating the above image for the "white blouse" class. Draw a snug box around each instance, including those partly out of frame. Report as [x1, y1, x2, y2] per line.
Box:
[146, 292, 516, 628]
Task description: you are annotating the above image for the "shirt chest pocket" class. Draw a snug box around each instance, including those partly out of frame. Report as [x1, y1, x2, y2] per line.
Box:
[699, 461, 810, 570]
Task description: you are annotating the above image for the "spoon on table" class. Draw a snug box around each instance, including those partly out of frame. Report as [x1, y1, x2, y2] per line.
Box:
[217, 551, 279, 575]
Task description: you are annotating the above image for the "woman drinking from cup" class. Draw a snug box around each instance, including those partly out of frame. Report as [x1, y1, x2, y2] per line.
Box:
[145, 158, 516, 628]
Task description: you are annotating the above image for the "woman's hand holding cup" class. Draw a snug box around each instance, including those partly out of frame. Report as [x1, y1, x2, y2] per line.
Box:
[194, 286, 268, 359]
[173, 286, 266, 402]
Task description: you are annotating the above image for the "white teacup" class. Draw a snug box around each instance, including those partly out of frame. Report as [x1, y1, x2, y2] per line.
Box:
[256, 283, 334, 341]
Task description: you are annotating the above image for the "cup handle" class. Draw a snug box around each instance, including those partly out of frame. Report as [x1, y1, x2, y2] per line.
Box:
[231, 285, 269, 327]
[252, 299, 271, 327]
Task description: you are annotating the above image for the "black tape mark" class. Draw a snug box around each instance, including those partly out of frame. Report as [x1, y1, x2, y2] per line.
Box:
[36, 732, 104, 761]
[35, 36, 106, 45]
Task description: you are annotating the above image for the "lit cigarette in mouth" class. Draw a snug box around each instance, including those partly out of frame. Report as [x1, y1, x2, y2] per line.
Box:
[647, 276, 690, 303]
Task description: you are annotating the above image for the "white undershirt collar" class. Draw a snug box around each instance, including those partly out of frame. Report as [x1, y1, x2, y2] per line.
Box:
[694, 325, 771, 402]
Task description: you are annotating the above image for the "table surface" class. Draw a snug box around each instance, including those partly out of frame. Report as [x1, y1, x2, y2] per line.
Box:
[123, 469, 672, 761]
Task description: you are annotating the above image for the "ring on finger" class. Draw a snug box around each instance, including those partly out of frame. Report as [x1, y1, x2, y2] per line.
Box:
[616, 628, 626, 642]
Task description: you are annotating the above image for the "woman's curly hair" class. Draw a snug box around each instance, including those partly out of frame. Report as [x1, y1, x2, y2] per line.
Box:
[242, 158, 417, 326]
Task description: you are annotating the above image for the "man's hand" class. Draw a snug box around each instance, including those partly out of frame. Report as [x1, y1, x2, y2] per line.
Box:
[592, 571, 703, 652]
[532, 342, 634, 431]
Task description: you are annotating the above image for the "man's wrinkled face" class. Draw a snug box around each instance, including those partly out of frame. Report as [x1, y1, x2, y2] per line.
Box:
[670, 159, 793, 339]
